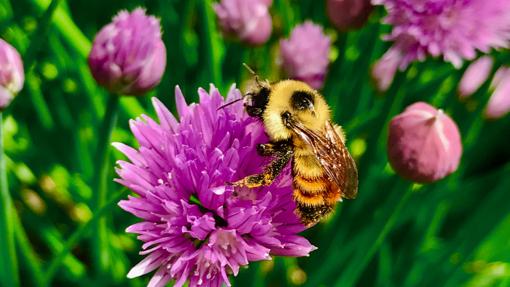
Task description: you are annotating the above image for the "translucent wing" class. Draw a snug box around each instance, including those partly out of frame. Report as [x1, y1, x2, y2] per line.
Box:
[290, 120, 358, 199]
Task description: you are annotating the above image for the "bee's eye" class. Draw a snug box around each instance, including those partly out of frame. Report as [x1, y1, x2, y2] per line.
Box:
[282, 111, 292, 127]
[291, 91, 314, 111]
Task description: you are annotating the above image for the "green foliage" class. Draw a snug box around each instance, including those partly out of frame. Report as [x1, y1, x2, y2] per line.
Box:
[0, 0, 509, 286]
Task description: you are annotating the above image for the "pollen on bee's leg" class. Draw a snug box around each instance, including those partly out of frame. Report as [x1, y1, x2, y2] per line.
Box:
[231, 174, 266, 188]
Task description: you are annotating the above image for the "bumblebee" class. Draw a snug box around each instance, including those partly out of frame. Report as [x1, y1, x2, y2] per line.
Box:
[231, 67, 358, 227]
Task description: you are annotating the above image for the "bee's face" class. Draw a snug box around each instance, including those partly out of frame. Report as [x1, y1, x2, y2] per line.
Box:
[285, 90, 317, 123]
[253, 80, 331, 141]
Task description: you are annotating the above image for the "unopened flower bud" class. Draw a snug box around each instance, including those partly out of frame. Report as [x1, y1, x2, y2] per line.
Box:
[327, 0, 373, 32]
[485, 67, 510, 119]
[280, 22, 331, 89]
[88, 8, 166, 96]
[458, 56, 493, 99]
[388, 102, 462, 183]
[214, 0, 273, 46]
[0, 39, 24, 110]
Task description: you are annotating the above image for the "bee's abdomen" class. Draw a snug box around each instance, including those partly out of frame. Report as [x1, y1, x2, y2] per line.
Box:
[295, 201, 334, 227]
[292, 156, 341, 227]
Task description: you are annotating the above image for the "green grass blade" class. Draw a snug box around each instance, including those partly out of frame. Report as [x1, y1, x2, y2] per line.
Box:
[14, 213, 44, 287]
[91, 94, 120, 277]
[0, 112, 19, 287]
[44, 188, 128, 285]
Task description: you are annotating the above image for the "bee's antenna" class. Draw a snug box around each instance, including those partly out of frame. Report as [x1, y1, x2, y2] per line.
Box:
[242, 63, 257, 76]
[217, 98, 244, 110]
[243, 63, 265, 88]
[217, 65, 266, 111]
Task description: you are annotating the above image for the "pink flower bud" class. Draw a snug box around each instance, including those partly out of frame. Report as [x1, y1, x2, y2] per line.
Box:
[485, 67, 510, 119]
[0, 39, 24, 110]
[213, 0, 273, 46]
[326, 0, 373, 32]
[388, 102, 462, 183]
[371, 48, 402, 92]
[280, 22, 331, 89]
[88, 8, 167, 96]
[458, 56, 494, 99]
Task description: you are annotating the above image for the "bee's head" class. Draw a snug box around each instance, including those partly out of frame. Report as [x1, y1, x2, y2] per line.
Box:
[237, 63, 272, 118]
[245, 86, 270, 118]
[263, 80, 331, 141]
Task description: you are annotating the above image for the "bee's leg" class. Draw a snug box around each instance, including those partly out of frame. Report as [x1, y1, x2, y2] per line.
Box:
[257, 140, 292, 156]
[232, 148, 293, 188]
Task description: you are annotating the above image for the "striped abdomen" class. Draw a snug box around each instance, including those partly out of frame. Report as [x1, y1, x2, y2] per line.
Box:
[292, 153, 341, 227]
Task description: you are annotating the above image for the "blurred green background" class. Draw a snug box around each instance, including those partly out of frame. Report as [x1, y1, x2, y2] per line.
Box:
[1, 0, 510, 286]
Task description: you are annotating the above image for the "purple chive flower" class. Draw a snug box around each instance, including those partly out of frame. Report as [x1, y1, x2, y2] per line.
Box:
[387, 102, 462, 183]
[0, 39, 24, 110]
[88, 8, 166, 96]
[327, 0, 373, 32]
[485, 67, 510, 119]
[280, 21, 331, 89]
[115, 85, 315, 287]
[213, 0, 273, 46]
[373, 0, 510, 69]
[458, 56, 494, 100]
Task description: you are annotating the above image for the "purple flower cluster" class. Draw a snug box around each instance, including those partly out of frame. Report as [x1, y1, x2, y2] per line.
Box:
[0, 39, 24, 110]
[214, 0, 273, 45]
[115, 85, 315, 287]
[374, 0, 510, 69]
[280, 22, 331, 89]
[88, 8, 166, 96]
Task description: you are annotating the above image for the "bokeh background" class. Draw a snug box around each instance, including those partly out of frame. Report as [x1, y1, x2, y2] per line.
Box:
[1, 0, 510, 286]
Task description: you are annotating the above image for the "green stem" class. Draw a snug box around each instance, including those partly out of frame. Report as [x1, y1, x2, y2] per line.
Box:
[368, 71, 409, 167]
[14, 213, 44, 287]
[45, 188, 128, 286]
[334, 181, 414, 287]
[200, 0, 222, 86]
[91, 95, 119, 277]
[19, 0, 63, 130]
[276, 0, 294, 35]
[32, 0, 90, 58]
[0, 112, 19, 287]
[26, 75, 54, 130]
[323, 33, 348, 102]
[23, 0, 63, 69]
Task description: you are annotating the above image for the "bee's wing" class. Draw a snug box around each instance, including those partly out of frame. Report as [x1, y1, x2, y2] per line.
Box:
[290, 120, 358, 199]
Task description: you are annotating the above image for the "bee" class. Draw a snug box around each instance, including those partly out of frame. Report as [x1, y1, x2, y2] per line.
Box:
[230, 65, 358, 227]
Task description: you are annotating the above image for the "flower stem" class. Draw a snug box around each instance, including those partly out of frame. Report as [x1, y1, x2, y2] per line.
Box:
[24, 0, 63, 69]
[199, 0, 222, 87]
[91, 94, 119, 277]
[276, 0, 294, 35]
[45, 188, 128, 286]
[32, 0, 90, 57]
[334, 181, 414, 287]
[21, 0, 62, 130]
[0, 112, 20, 287]
[324, 33, 348, 101]
[14, 213, 44, 287]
